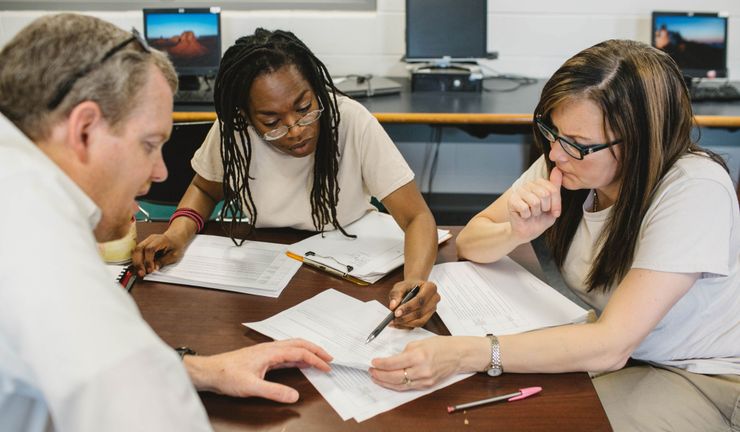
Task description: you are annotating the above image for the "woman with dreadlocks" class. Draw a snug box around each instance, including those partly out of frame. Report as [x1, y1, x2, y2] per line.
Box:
[133, 28, 440, 327]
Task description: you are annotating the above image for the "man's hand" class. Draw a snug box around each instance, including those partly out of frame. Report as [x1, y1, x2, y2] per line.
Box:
[185, 339, 332, 403]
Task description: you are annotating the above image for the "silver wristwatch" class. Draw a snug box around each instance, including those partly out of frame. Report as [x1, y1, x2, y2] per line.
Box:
[485, 334, 503, 376]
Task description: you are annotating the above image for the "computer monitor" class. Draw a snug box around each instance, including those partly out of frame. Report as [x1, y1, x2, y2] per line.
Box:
[651, 11, 728, 78]
[405, 0, 487, 63]
[143, 7, 221, 89]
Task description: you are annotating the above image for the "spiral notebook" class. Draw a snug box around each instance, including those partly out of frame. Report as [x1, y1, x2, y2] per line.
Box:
[107, 265, 137, 292]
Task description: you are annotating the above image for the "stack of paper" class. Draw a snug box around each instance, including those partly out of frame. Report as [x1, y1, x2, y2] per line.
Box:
[244, 289, 472, 422]
[431, 257, 590, 336]
[144, 235, 301, 297]
[287, 211, 452, 284]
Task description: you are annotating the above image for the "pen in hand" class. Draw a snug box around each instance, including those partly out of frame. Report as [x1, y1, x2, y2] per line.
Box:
[154, 248, 169, 261]
[138, 248, 169, 277]
[364, 285, 420, 344]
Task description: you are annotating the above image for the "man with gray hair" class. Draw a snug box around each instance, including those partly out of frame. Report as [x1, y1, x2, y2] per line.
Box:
[0, 13, 331, 431]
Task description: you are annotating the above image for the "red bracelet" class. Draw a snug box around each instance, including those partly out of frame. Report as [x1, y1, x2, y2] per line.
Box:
[169, 208, 205, 233]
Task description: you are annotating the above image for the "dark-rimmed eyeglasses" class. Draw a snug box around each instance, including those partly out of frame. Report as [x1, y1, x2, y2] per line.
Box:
[47, 28, 151, 110]
[535, 115, 621, 160]
[261, 99, 324, 141]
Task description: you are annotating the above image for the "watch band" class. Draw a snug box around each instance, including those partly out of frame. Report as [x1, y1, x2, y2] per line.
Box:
[175, 346, 197, 361]
[485, 334, 503, 376]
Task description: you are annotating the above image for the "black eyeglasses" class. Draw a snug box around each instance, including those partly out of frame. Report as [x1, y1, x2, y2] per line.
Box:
[47, 28, 151, 110]
[535, 115, 621, 160]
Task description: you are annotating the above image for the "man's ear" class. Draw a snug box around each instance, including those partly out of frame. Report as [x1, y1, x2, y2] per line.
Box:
[65, 101, 105, 163]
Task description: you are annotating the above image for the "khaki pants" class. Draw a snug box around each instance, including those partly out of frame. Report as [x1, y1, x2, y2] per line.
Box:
[593, 364, 740, 431]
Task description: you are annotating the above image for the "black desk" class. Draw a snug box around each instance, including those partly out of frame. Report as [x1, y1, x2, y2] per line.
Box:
[173, 77, 740, 128]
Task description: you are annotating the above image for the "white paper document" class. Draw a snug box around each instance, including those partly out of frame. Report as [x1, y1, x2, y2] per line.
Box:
[243, 289, 472, 422]
[287, 211, 452, 284]
[302, 361, 468, 423]
[144, 234, 301, 297]
[431, 257, 589, 336]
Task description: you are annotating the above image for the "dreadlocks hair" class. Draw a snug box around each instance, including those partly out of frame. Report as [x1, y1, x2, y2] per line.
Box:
[214, 28, 355, 245]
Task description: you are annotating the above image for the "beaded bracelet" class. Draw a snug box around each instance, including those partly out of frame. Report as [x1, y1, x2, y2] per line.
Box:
[169, 207, 205, 233]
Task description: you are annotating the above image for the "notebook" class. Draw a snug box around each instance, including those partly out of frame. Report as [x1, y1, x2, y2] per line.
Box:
[651, 11, 740, 101]
[108, 265, 137, 292]
[333, 75, 402, 98]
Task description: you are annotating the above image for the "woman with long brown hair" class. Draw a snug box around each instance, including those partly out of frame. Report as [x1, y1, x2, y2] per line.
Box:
[370, 40, 739, 430]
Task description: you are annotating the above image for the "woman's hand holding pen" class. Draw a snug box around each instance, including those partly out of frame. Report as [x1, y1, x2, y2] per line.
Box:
[132, 232, 186, 276]
[132, 213, 200, 276]
[388, 280, 440, 328]
[507, 167, 563, 243]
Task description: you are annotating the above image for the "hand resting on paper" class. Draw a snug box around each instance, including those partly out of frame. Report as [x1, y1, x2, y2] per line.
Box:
[369, 336, 488, 391]
[184, 339, 333, 403]
[389, 279, 440, 328]
[132, 232, 187, 276]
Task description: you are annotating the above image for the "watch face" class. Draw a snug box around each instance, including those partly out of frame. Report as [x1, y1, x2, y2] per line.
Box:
[487, 368, 502, 377]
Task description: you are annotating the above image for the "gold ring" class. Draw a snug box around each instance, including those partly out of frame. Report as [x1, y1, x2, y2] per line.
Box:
[403, 368, 412, 386]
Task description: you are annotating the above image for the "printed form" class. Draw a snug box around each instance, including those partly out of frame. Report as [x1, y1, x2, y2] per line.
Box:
[144, 234, 301, 297]
[431, 257, 589, 336]
[244, 289, 472, 422]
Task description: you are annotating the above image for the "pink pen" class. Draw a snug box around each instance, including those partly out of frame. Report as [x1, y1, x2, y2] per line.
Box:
[447, 386, 542, 413]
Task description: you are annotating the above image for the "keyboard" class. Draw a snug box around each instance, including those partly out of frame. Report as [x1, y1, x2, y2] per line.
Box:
[691, 83, 740, 102]
[174, 88, 214, 105]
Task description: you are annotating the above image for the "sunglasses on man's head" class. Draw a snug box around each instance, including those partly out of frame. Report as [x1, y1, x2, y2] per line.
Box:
[47, 28, 151, 110]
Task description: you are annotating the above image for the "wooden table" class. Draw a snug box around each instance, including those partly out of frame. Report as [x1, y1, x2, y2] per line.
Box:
[132, 222, 611, 431]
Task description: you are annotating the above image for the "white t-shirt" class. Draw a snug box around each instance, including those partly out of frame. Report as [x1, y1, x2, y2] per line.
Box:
[191, 95, 414, 230]
[514, 155, 740, 375]
[0, 115, 212, 431]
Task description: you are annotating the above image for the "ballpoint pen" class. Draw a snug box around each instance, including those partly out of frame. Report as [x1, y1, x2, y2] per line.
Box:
[364, 285, 420, 344]
[447, 386, 542, 413]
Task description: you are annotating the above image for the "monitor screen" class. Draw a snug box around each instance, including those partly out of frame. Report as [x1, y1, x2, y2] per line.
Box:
[651, 11, 727, 78]
[143, 8, 221, 77]
[405, 0, 487, 62]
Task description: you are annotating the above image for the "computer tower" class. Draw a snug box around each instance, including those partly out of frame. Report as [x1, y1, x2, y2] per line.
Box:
[411, 65, 483, 92]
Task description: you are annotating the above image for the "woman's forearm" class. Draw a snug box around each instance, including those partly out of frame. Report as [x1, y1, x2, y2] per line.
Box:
[402, 211, 438, 281]
[456, 217, 525, 264]
[499, 322, 630, 374]
[165, 178, 221, 243]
